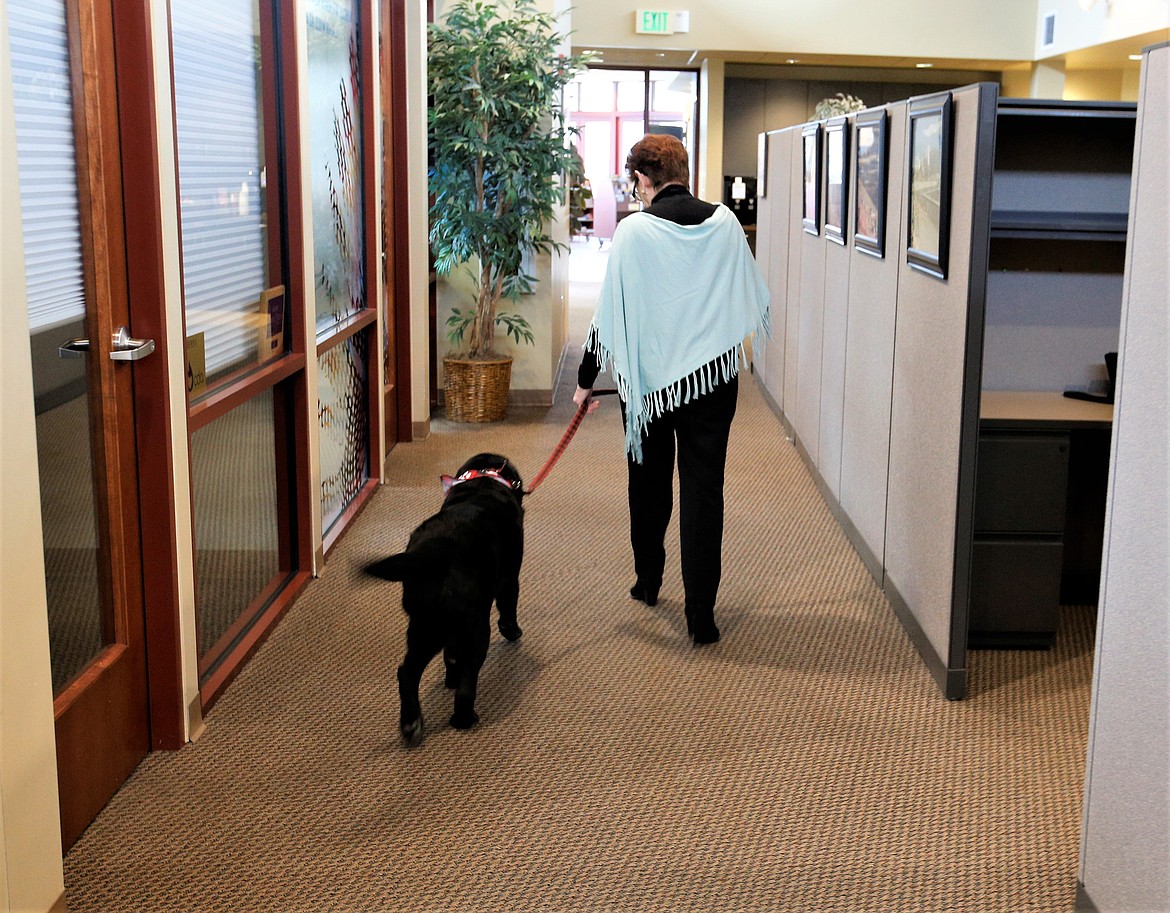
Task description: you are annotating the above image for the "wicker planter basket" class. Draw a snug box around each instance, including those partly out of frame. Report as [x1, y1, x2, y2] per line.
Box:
[443, 355, 512, 423]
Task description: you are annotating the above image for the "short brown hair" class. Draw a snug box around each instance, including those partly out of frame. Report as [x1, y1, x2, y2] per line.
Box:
[626, 134, 690, 189]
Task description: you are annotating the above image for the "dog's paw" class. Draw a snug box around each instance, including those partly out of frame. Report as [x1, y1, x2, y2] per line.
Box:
[400, 716, 425, 745]
[449, 709, 479, 730]
[498, 620, 522, 642]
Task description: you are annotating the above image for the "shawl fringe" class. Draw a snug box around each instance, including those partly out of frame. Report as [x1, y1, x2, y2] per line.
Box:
[584, 322, 762, 461]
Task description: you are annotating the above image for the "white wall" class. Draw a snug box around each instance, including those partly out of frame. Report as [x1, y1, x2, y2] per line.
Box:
[1078, 40, 1170, 913]
[0, 3, 68, 909]
[1035, 0, 1170, 59]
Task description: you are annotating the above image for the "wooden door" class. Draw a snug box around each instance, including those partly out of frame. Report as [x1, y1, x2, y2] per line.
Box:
[10, 0, 153, 850]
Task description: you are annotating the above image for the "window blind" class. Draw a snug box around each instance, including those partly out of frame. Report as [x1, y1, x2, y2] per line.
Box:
[7, 0, 87, 333]
[170, 0, 267, 376]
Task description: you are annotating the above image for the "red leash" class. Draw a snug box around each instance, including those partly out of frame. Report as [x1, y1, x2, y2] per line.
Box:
[524, 389, 617, 494]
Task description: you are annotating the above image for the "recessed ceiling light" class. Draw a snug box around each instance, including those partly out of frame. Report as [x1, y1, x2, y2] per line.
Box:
[1128, 54, 1142, 61]
[915, 62, 934, 68]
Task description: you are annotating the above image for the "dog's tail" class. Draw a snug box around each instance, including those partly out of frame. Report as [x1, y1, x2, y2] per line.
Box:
[364, 554, 415, 582]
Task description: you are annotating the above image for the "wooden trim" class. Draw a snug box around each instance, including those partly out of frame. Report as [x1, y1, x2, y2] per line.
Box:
[198, 570, 313, 710]
[386, 0, 413, 442]
[360, 0, 382, 473]
[187, 353, 306, 432]
[315, 305, 379, 357]
[197, 573, 288, 679]
[279, 0, 316, 577]
[110, 0, 186, 751]
[322, 476, 379, 555]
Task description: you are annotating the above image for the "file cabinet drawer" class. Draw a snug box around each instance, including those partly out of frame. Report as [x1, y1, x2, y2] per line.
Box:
[968, 539, 1062, 647]
[974, 432, 1070, 534]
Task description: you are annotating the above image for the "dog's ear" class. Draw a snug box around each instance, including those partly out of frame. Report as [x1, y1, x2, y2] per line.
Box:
[365, 554, 413, 582]
[440, 474, 456, 493]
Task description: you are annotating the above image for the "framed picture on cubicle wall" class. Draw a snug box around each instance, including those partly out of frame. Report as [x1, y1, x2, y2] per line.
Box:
[853, 108, 888, 258]
[757, 131, 768, 198]
[823, 117, 849, 244]
[906, 93, 953, 279]
[801, 122, 821, 235]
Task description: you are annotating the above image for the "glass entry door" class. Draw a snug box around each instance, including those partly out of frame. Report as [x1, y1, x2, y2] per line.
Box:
[168, 0, 308, 704]
[9, 0, 152, 850]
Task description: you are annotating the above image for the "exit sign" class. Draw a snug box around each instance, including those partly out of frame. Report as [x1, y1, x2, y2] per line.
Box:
[636, 9, 673, 34]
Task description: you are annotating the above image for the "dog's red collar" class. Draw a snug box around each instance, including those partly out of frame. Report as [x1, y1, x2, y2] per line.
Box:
[441, 468, 520, 494]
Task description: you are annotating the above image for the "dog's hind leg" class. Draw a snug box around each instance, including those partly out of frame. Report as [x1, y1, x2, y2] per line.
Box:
[449, 612, 491, 730]
[397, 636, 440, 745]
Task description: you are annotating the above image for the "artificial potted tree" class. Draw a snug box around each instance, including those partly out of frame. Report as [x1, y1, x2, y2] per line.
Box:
[428, 0, 591, 421]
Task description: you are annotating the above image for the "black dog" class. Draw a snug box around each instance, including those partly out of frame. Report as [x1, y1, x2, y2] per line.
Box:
[365, 453, 524, 743]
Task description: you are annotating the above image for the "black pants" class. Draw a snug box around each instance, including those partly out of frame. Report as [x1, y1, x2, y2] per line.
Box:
[622, 375, 738, 612]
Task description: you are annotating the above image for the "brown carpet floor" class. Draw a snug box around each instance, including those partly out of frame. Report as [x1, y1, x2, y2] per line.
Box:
[62, 360, 1094, 912]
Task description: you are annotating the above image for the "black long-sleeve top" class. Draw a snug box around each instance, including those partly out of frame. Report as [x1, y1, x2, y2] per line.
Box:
[577, 184, 719, 390]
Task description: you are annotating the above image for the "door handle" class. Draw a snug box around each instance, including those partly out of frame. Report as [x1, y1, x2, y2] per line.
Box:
[109, 326, 155, 361]
[58, 327, 155, 361]
[58, 338, 91, 358]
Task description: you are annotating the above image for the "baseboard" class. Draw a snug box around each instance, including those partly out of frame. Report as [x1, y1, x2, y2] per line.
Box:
[411, 419, 430, 441]
[507, 388, 553, 407]
[1075, 883, 1101, 913]
[884, 576, 967, 700]
[187, 693, 207, 742]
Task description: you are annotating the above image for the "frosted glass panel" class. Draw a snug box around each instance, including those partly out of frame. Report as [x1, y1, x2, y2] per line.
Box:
[8, 0, 86, 331]
[307, 0, 366, 331]
[319, 334, 370, 531]
[171, 0, 270, 380]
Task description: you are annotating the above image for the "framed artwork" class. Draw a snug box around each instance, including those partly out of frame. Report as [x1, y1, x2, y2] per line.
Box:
[801, 122, 821, 235]
[853, 108, 888, 258]
[757, 131, 768, 198]
[906, 93, 953, 279]
[823, 117, 849, 244]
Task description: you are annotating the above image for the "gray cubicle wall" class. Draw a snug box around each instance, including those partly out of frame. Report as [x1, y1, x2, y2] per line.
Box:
[793, 179, 828, 464]
[1077, 42, 1169, 913]
[753, 127, 792, 407]
[838, 102, 907, 581]
[883, 84, 996, 698]
[754, 83, 998, 699]
[819, 197, 851, 502]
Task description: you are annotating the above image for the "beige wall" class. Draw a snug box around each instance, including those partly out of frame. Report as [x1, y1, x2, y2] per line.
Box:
[571, 0, 1036, 60]
[0, 3, 68, 910]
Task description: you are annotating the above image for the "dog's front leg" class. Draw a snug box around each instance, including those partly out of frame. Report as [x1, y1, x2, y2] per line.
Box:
[495, 582, 522, 642]
[495, 546, 524, 641]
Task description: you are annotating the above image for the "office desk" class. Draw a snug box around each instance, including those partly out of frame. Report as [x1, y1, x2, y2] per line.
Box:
[971, 392, 1113, 648]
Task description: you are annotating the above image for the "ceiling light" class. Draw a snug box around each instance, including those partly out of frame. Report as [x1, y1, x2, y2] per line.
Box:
[915, 62, 934, 68]
[786, 58, 798, 64]
[1128, 54, 1143, 61]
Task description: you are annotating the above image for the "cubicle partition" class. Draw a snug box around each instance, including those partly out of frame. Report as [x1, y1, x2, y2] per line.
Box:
[754, 83, 999, 699]
[1077, 41, 1169, 913]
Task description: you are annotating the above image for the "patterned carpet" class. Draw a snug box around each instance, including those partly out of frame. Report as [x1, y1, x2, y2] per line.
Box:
[62, 357, 1095, 912]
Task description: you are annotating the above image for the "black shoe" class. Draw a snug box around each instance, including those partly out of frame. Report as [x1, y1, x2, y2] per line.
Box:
[685, 606, 719, 645]
[629, 581, 659, 607]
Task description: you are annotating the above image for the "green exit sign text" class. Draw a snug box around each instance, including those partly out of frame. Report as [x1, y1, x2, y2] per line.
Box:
[636, 9, 673, 34]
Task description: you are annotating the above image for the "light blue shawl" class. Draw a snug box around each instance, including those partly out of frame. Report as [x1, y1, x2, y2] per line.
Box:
[584, 204, 771, 462]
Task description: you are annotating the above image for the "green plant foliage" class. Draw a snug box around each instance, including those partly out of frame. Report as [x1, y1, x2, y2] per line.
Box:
[428, 0, 594, 357]
[813, 92, 867, 120]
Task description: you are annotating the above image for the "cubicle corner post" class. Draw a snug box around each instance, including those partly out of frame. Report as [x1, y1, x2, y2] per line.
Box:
[946, 82, 1000, 700]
